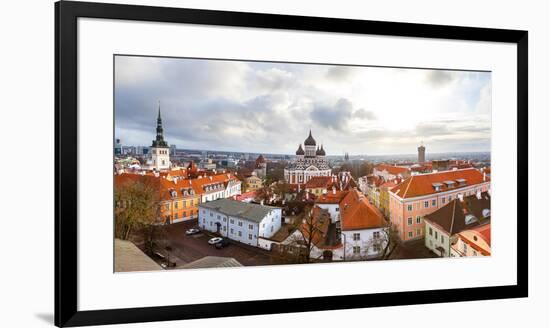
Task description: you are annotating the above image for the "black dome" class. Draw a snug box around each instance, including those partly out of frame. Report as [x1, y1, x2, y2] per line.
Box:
[304, 130, 316, 146]
[296, 144, 305, 155]
[318, 145, 326, 156]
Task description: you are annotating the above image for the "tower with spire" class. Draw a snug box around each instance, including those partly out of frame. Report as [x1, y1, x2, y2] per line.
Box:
[418, 141, 426, 164]
[148, 101, 171, 171]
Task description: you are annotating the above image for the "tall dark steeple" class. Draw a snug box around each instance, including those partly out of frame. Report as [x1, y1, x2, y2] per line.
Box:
[152, 101, 168, 148]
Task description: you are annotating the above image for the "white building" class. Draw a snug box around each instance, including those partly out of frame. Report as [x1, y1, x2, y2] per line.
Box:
[195, 174, 242, 203]
[199, 199, 282, 248]
[284, 130, 332, 185]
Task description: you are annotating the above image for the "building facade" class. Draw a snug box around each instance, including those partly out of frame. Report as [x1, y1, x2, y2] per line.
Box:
[284, 130, 332, 185]
[389, 168, 491, 241]
[199, 199, 282, 248]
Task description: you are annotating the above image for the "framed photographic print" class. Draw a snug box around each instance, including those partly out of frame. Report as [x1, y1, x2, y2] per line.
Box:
[55, 1, 528, 327]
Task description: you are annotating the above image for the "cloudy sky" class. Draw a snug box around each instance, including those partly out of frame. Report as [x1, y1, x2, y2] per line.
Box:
[115, 55, 491, 156]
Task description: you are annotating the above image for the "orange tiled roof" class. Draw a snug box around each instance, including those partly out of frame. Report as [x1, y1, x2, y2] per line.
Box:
[390, 168, 489, 199]
[375, 164, 410, 175]
[305, 176, 333, 189]
[315, 190, 348, 204]
[339, 189, 385, 231]
[471, 223, 491, 246]
[115, 172, 240, 201]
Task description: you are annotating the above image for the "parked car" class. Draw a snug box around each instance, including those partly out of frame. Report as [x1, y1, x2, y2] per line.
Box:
[208, 237, 223, 245]
[185, 228, 200, 235]
[215, 238, 230, 249]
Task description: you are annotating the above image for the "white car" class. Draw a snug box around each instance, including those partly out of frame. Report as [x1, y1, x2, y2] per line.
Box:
[208, 237, 223, 245]
[185, 228, 200, 235]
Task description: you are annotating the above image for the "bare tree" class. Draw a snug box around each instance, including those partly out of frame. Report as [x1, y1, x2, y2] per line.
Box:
[114, 177, 160, 241]
[378, 224, 400, 260]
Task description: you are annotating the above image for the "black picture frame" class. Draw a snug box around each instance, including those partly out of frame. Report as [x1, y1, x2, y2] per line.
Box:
[55, 1, 528, 327]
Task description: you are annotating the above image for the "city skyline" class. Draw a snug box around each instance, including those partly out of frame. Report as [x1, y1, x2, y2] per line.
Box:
[115, 55, 491, 155]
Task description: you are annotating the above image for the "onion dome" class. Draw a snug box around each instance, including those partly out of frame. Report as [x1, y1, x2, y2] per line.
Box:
[318, 144, 326, 156]
[304, 130, 316, 146]
[296, 144, 305, 155]
[316, 146, 322, 155]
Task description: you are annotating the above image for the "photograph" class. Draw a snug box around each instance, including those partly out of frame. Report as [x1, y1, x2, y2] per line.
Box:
[113, 55, 492, 272]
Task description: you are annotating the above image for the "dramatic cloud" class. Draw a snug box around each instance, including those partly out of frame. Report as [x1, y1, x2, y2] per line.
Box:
[115, 56, 492, 155]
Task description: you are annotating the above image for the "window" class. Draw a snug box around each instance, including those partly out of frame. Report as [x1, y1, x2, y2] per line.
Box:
[223, 226, 226, 231]
[416, 229, 421, 236]
[373, 244, 381, 252]
[209, 212, 213, 217]
[424, 201, 429, 208]
[249, 234, 252, 240]
[441, 235, 445, 243]
[373, 231, 380, 239]
[353, 233, 360, 241]
[407, 217, 413, 226]
[230, 228, 234, 234]
[435, 231, 438, 239]
[335, 208, 339, 212]
[223, 217, 226, 222]
[230, 219, 234, 224]
[463, 243, 467, 253]
[353, 246, 360, 254]
[408, 231, 413, 238]
[442, 197, 446, 204]
[473, 250, 478, 256]
[183, 211, 186, 217]
[238, 231, 242, 237]
[271, 226, 274, 232]
[174, 201, 178, 209]
[249, 224, 253, 230]
[429, 227, 433, 236]
[407, 204, 412, 211]
[416, 216, 421, 224]
[174, 213, 178, 219]
[217, 215, 220, 220]
[238, 221, 243, 227]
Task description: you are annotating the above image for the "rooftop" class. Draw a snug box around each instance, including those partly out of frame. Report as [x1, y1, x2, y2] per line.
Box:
[199, 198, 280, 223]
[390, 168, 489, 199]
[182, 256, 243, 269]
[114, 239, 162, 272]
[340, 189, 386, 231]
[424, 191, 491, 235]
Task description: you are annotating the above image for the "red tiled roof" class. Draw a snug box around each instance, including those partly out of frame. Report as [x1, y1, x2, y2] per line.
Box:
[390, 168, 489, 199]
[339, 189, 385, 231]
[115, 172, 240, 201]
[315, 190, 348, 204]
[472, 223, 491, 246]
[305, 176, 333, 189]
[375, 164, 410, 175]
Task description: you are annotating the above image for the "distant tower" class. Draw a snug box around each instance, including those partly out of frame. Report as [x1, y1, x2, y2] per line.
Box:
[254, 154, 267, 179]
[418, 142, 426, 164]
[344, 152, 350, 162]
[149, 102, 170, 170]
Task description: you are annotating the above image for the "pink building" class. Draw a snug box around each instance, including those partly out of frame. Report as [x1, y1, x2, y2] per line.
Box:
[388, 168, 490, 241]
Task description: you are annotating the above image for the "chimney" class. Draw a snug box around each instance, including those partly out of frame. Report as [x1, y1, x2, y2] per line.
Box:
[209, 176, 213, 181]
[476, 190, 482, 199]
[332, 186, 336, 195]
[483, 172, 486, 181]
[173, 177, 178, 184]
[458, 193, 464, 202]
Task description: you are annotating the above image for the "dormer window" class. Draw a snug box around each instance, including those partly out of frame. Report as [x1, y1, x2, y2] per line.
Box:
[465, 214, 478, 225]
[432, 182, 443, 192]
[444, 180, 455, 188]
[456, 178, 467, 186]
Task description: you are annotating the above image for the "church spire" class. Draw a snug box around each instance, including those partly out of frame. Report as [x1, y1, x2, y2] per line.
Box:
[152, 101, 168, 148]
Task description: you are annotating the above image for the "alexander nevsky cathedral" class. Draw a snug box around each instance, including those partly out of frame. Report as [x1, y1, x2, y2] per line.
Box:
[284, 130, 332, 185]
